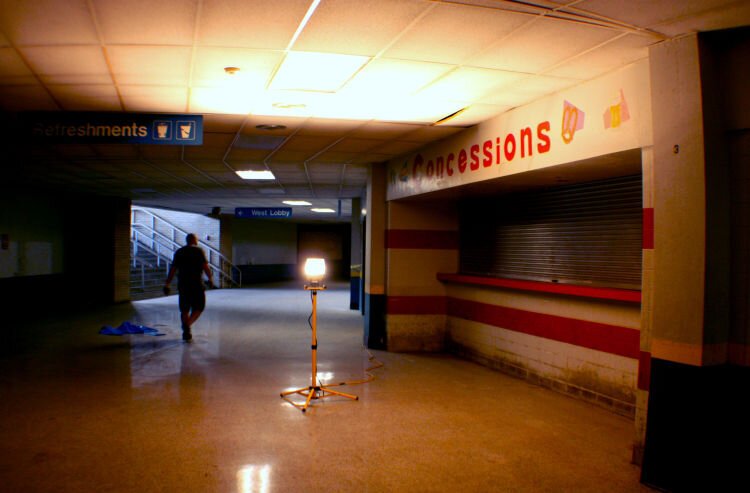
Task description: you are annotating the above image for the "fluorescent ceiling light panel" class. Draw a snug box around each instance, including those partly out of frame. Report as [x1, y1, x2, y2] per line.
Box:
[270, 51, 369, 92]
[419, 67, 525, 103]
[340, 58, 453, 97]
[190, 86, 255, 114]
[235, 170, 275, 180]
[283, 200, 312, 206]
[287, 0, 321, 50]
[311, 208, 336, 213]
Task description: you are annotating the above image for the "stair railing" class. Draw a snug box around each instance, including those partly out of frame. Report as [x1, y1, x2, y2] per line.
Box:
[131, 207, 242, 288]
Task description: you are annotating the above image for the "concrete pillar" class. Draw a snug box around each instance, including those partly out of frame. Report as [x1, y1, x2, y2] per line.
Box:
[364, 164, 387, 349]
[641, 31, 747, 491]
[385, 200, 458, 351]
[112, 197, 132, 303]
[350, 197, 362, 310]
[632, 146, 654, 465]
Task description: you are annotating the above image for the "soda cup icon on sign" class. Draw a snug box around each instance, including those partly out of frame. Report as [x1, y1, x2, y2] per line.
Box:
[157, 123, 169, 139]
[180, 125, 191, 139]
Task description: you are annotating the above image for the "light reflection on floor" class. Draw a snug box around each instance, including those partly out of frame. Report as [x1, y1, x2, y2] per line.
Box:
[237, 464, 271, 493]
[1, 282, 651, 492]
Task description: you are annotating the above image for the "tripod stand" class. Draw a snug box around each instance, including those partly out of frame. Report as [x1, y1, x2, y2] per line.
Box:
[280, 283, 358, 412]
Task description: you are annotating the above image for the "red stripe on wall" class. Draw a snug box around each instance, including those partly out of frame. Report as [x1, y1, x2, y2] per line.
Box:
[447, 297, 640, 359]
[386, 229, 459, 250]
[643, 208, 654, 250]
[638, 351, 651, 390]
[387, 296, 447, 315]
[438, 273, 641, 303]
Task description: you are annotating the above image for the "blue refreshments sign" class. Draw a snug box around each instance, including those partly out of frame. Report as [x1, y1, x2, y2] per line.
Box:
[235, 207, 293, 219]
[22, 112, 203, 145]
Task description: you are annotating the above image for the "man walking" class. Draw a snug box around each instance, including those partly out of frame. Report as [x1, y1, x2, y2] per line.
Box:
[164, 233, 214, 342]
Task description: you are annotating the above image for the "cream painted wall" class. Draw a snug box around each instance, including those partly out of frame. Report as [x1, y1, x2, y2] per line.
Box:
[388, 200, 458, 230]
[649, 35, 707, 363]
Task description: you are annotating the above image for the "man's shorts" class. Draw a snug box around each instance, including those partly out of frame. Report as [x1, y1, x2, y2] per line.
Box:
[178, 287, 206, 313]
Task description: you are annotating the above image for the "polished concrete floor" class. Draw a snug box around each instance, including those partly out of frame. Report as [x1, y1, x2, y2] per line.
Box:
[1, 282, 651, 492]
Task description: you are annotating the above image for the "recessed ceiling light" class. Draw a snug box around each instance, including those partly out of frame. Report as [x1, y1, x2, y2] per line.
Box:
[272, 102, 306, 109]
[236, 170, 275, 180]
[270, 51, 369, 93]
[283, 200, 312, 206]
[311, 208, 336, 213]
[255, 124, 287, 131]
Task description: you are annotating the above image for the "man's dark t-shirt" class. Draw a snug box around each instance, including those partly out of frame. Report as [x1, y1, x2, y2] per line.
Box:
[173, 245, 208, 290]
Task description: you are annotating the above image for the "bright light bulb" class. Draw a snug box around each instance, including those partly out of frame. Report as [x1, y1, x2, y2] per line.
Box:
[304, 258, 325, 281]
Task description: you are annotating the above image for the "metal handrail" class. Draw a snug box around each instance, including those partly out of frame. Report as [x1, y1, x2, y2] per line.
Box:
[130, 235, 170, 269]
[131, 207, 242, 288]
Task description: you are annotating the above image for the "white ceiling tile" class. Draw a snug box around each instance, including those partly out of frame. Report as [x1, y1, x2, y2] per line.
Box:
[546, 33, 653, 80]
[94, 0, 197, 45]
[650, 1, 750, 37]
[340, 58, 454, 97]
[350, 121, 421, 140]
[329, 138, 383, 153]
[20, 46, 109, 80]
[192, 48, 283, 89]
[348, 153, 393, 164]
[574, 0, 738, 32]
[384, 2, 531, 64]
[400, 125, 463, 142]
[308, 151, 358, 163]
[418, 67, 526, 103]
[107, 46, 192, 85]
[119, 85, 188, 112]
[293, 0, 427, 55]
[198, 0, 311, 49]
[268, 149, 314, 162]
[0, 84, 58, 110]
[48, 84, 121, 111]
[40, 74, 114, 85]
[298, 118, 363, 136]
[377, 141, 423, 156]
[469, 17, 617, 73]
[0, 48, 32, 82]
[480, 74, 579, 105]
[203, 114, 245, 133]
[438, 103, 510, 126]
[283, 134, 338, 152]
[0, 0, 99, 45]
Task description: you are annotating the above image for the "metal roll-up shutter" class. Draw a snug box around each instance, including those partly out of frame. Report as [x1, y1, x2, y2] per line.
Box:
[460, 174, 642, 289]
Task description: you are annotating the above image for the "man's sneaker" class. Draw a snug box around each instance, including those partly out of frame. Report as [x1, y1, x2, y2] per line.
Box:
[182, 325, 192, 342]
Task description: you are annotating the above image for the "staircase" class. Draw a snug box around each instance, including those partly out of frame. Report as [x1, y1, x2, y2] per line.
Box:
[130, 207, 241, 300]
[130, 244, 170, 300]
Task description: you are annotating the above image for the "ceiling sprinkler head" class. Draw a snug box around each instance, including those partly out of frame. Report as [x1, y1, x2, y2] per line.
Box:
[224, 66, 240, 75]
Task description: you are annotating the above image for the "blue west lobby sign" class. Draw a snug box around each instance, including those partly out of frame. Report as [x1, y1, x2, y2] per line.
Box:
[235, 207, 292, 219]
[22, 112, 203, 145]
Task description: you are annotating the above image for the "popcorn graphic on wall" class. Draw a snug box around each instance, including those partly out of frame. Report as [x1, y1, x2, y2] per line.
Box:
[603, 89, 630, 129]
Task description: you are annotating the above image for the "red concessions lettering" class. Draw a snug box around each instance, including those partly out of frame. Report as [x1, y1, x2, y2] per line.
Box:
[411, 121, 551, 181]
